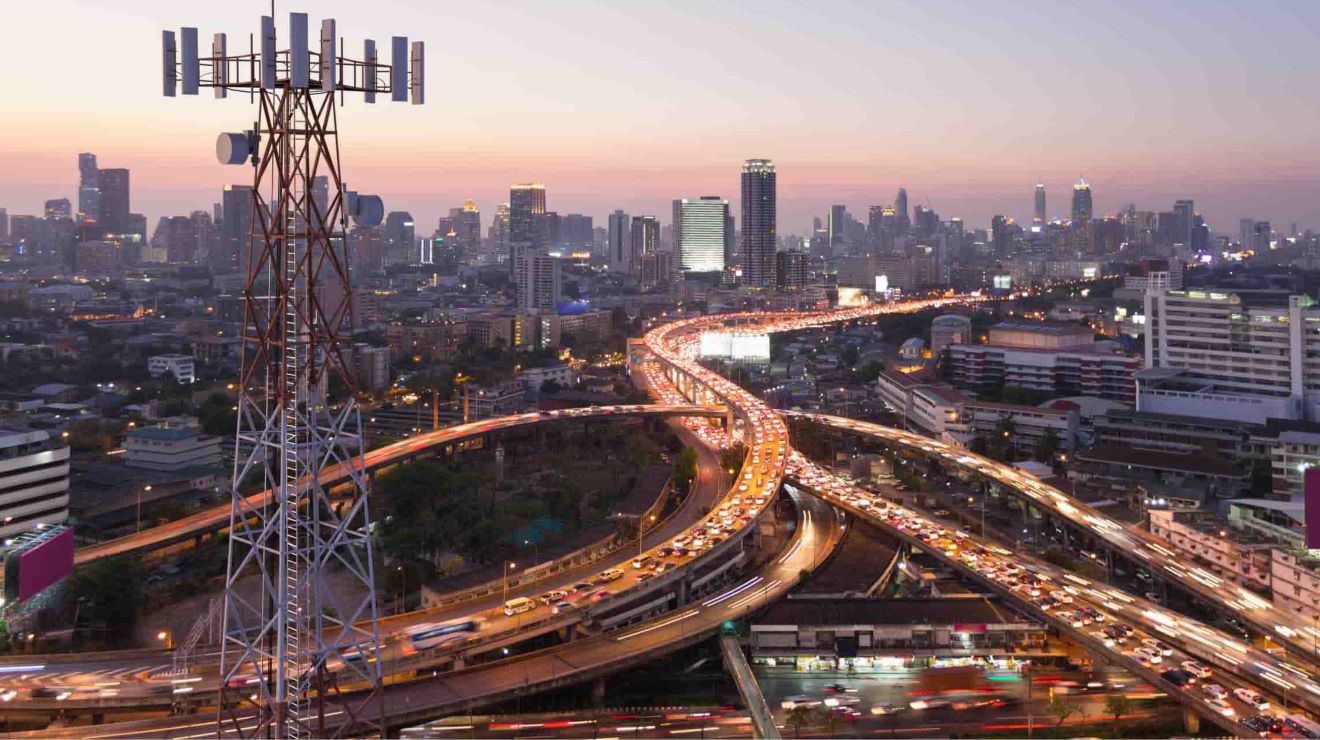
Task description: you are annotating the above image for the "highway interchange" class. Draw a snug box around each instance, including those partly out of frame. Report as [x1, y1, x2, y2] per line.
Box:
[7, 292, 1320, 737]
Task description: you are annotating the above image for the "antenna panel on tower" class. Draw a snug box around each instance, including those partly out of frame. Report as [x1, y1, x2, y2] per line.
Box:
[364, 39, 377, 103]
[212, 33, 227, 98]
[260, 16, 276, 89]
[390, 36, 407, 102]
[290, 13, 309, 89]
[181, 27, 199, 95]
[319, 19, 337, 91]
[410, 40, 424, 105]
[162, 30, 177, 97]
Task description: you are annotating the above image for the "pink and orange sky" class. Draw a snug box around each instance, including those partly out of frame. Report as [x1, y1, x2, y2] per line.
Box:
[2, 0, 1318, 235]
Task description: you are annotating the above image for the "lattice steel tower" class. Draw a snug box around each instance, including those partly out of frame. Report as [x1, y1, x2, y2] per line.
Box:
[162, 12, 424, 738]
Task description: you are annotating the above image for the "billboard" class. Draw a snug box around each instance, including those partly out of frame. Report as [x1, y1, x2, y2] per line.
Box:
[4, 527, 73, 603]
[699, 332, 769, 362]
[699, 332, 732, 358]
[875, 275, 889, 293]
[837, 287, 869, 308]
[992, 274, 1013, 290]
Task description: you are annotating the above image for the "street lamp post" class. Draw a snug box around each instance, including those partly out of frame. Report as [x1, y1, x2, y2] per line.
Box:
[639, 514, 656, 559]
[395, 565, 408, 615]
[502, 561, 517, 604]
[137, 485, 152, 533]
[524, 539, 539, 568]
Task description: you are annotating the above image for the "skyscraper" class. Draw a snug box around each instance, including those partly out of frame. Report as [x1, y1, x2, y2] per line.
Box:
[1172, 199, 1194, 248]
[608, 210, 631, 274]
[0, 208, 8, 242]
[740, 159, 776, 288]
[1071, 177, 1092, 224]
[216, 184, 254, 274]
[1239, 218, 1256, 249]
[98, 168, 130, 235]
[78, 153, 99, 223]
[894, 188, 910, 233]
[677, 196, 729, 274]
[509, 183, 546, 271]
[517, 252, 561, 310]
[1033, 183, 1046, 227]
[451, 201, 481, 254]
[630, 215, 659, 276]
[828, 204, 847, 255]
[383, 211, 416, 265]
[491, 203, 510, 261]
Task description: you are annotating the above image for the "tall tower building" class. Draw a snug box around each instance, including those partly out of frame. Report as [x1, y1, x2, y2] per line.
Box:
[1172, 199, 1194, 248]
[383, 211, 416, 265]
[78, 153, 100, 223]
[509, 182, 545, 250]
[215, 184, 254, 275]
[1071, 177, 1092, 224]
[828, 204, 847, 255]
[895, 188, 910, 232]
[608, 210, 631, 274]
[0, 208, 8, 242]
[452, 200, 481, 254]
[740, 159, 777, 288]
[517, 252, 562, 310]
[676, 196, 729, 273]
[1033, 183, 1046, 227]
[630, 215, 659, 275]
[44, 199, 72, 221]
[98, 168, 130, 235]
[491, 203, 510, 261]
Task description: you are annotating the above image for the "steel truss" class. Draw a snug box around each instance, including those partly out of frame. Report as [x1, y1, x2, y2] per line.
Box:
[218, 82, 382, 739]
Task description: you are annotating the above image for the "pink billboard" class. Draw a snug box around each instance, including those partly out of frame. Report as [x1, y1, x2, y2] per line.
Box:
[17, 527, 73, 602]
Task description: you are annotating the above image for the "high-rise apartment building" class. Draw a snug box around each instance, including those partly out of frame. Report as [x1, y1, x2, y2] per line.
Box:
[630, 216, 659, 277]
[215, 184, 254, 274]
[78, 153, 99, 223]
[1239, 218, 1256, 249]
[828, 204, 847, 255]
[676, 196, 728, 273]
[516, 252, 562, 311]
[509, 182, 545, 255]
[740, 159, 776, 288]
[451, 201, 481, 254]
[776, 250, 808, 291]
[0, 208, 8, 242]
[1172, 199, 1194, 248]
[1141, 289, 1320, 423]
[608, 210, 631, 274]
[1033, 183, 1046, 227]
[383, 211, 416, 265]
[98, 168, 130, 235]
[44, 199, 71, 221]
[1071, 176, 1092, 224]
[491, 203, 510, 262]
[559, 214, 593, 250]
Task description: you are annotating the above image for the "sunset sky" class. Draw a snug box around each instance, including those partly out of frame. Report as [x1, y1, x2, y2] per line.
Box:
[2, 0, 1318, 236]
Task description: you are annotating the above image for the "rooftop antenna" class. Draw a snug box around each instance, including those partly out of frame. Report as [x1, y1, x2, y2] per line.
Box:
[163, 10, 422, 739]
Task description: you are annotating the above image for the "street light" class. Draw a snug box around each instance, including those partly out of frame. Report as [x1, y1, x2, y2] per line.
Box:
[502, 561, 517, 604]
[137, 485, 153, 533]
[524, 539, 538, 568]
[639, 514, 657, 559]
[157, 630, 173, 650]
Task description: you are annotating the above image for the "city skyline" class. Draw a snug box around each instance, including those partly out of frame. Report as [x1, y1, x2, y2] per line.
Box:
[2, 0, 1318, 233]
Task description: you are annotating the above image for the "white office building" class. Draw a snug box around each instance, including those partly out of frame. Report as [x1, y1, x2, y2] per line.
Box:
[676, 197, 728, 273]
[1142, 290, 1320, 423]
[148, 354, 196, 384]
[123, 425, 223, 472]
[0, 429, 70, 539]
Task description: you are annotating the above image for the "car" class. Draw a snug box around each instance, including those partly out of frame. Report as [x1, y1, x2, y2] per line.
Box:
[1232, 688, 1269, 711]
[589, 589, 611, 603]
[635, 572, 656, 583]
[1102, 625, 1129, 643]
[869, 703, 902, 716]
[781, 695, 820, 710]
[1141, 637, 1173, 656]
[1241, 715, 1275, 733]
[1207, 698, 1235, 717]
[572, 582, 594, 593]
[1181, 660, 1212, 679]
[1200, 683, 1228, 700]
[1049, 590, 1074, 604]
[1132, 647, 1162, 664]
[656, 547, 675, 558]
[552, 601, 577, 615]
[598, 568, 625, 582]
[1160, 668, 1195, 687]
[824, 695, 860, 708]
[823, 683, 855, 694]
[538, 589, 569, 605]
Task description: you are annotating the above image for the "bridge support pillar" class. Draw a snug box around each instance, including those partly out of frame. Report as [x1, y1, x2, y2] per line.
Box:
[1183, 708, 1200, 734]
[677, 577, 692, 606]
[591, 676, 606, 707]
[453, 654, 466, 671]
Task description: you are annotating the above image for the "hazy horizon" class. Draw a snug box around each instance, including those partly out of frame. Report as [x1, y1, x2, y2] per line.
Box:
[3, 0, 1318, 237]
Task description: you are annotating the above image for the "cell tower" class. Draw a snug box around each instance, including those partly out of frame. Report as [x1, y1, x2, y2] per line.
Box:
[162, 11, 424, 739]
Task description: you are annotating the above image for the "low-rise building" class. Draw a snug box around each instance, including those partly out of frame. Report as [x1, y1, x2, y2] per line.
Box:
[945, 321, 1138, 403]
[1147, 508, 1272, 590]
[521, 364, 575, 393]
[467, 380, 525, 420]
[147, 354, 196, 384]
[123, 424, 222, 472]
[1072, 443, 1249, 508]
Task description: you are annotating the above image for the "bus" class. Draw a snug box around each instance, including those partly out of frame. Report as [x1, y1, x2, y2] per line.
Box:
[403, 619, 481, 654]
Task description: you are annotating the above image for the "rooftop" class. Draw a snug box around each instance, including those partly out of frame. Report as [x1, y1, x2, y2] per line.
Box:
[754, 598, 1034, 627]
[1077, 443, 1245, 478]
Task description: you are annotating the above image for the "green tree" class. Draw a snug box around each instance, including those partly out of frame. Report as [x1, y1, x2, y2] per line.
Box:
[786, 705, 815, 738]
[673, 447, 698, 491]
[1050, 693, 1081, 730]
[66, 556, 145, 647]
[1104, 692, 1133, 734]
[197, 392, 236, 436]
[1033, 427, 1060, 464]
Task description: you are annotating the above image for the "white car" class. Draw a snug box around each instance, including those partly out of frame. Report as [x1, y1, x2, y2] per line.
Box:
[1132, 647, 1162, 664]
[781, 695, 821, 710]
[1181, 660, 1212, 679]
[1141, 637, 1173, 656]
[1232, 688, 1269, 711]
[1200, 683, 1228, 700]
[1207, 698, 1234, 717]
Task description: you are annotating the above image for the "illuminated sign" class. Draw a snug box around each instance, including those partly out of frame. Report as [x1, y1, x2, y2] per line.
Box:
[875, 275, 889, 293]
[837, 287, 869, 308]
[699, 332, 769, 362]
[992, 275, 1012, 290]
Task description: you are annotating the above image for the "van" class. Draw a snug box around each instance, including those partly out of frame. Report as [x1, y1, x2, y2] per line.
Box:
[503, 597, 536, 616]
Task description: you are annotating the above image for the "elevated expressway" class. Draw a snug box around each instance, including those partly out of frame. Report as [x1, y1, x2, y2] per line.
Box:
[782, 411, 1320, 664]
[74, 403, 729, 565]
